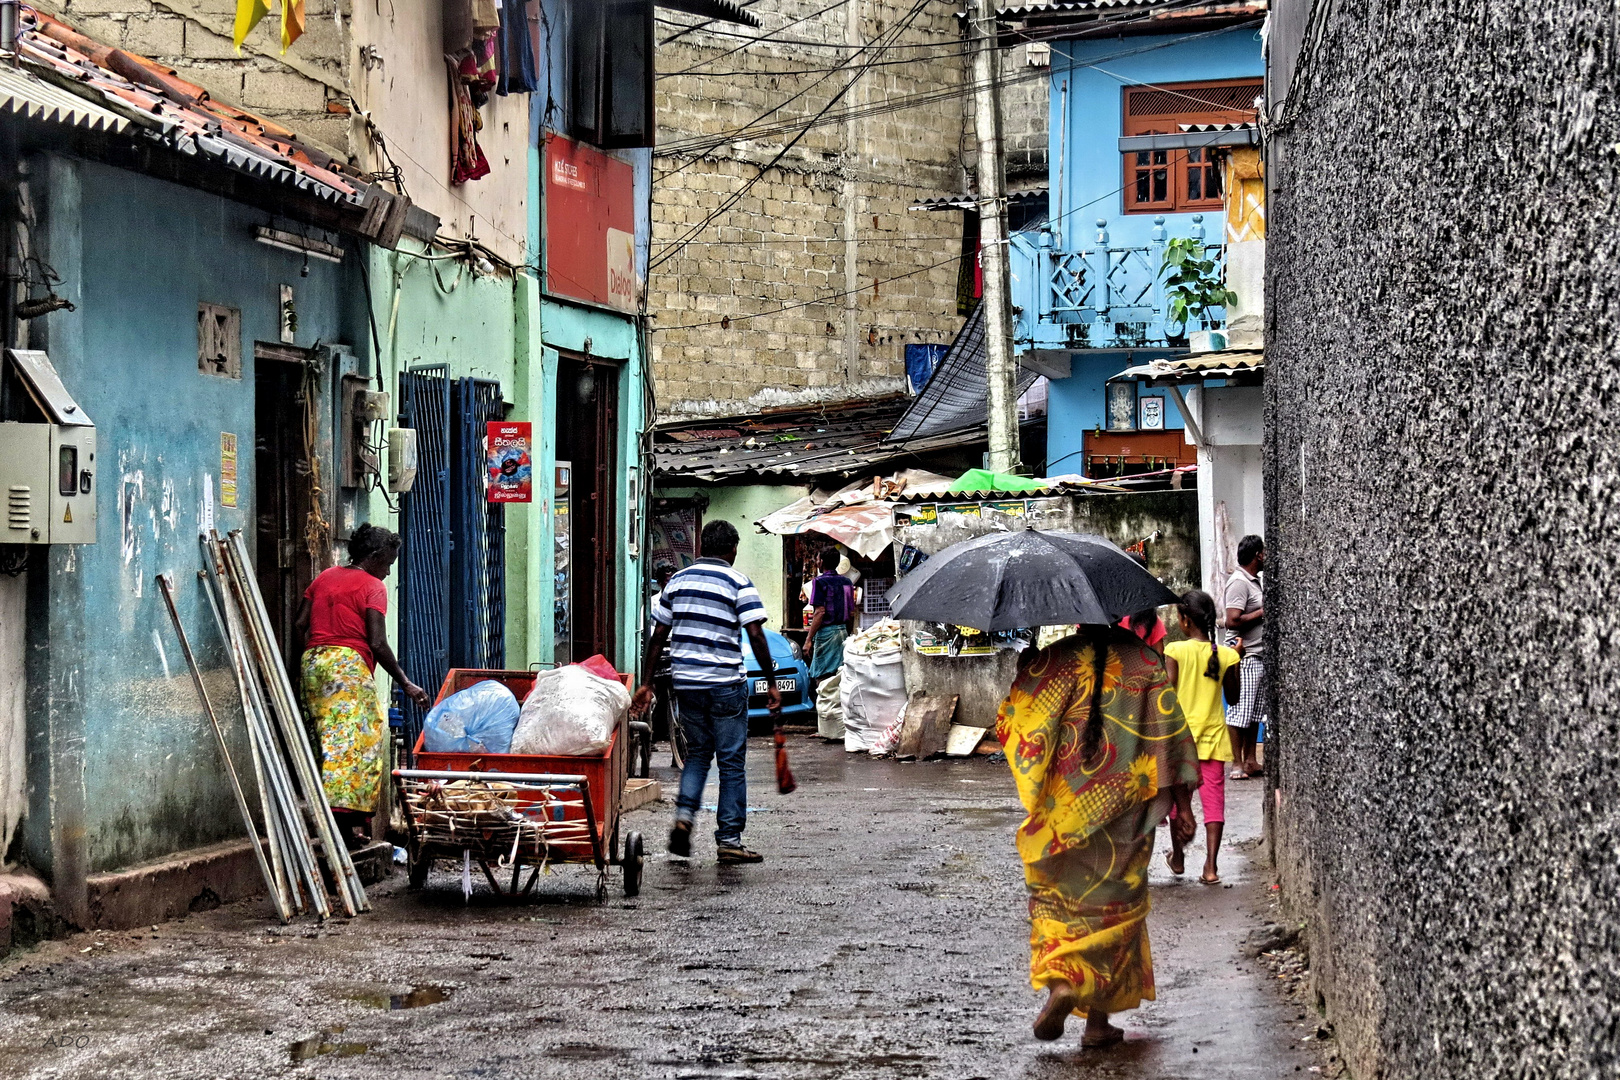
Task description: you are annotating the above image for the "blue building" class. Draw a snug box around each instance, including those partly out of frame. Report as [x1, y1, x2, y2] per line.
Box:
[999, 1, 1266, 482]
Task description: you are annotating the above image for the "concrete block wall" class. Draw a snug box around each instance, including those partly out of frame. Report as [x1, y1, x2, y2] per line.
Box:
[40, 0, 350, 156]
[1266, 2, 1620, 1076]
[651, 0, 973, 417]
[999, 42, 1050, 191]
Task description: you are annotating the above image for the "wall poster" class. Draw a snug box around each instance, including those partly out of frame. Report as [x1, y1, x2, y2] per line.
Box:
[485, 421, 533, 503]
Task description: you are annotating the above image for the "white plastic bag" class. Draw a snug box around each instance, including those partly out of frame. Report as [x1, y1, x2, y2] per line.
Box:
[841, 645, 906, 753]
[510, 666, 630, 756]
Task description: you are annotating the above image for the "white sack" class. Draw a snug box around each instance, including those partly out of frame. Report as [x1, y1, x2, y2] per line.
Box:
[840, 646, 906, 753]
[511, 666, 630, 756]
[816, 671, 845, 740]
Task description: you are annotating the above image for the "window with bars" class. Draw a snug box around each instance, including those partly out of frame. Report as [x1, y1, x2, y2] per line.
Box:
[1121, 78, 1261, 214]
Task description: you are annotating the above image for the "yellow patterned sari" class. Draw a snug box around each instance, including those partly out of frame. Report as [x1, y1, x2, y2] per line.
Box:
[300, 645, 387, 814]
[995, 627, 1200, 1013]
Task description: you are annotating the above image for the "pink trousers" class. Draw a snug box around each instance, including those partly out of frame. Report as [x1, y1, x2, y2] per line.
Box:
[1168, 759, 1227, 825]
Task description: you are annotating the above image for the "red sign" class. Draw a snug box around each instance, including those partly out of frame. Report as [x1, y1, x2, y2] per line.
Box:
[544, 135, 637, 312]
[486, 422, 533, 503]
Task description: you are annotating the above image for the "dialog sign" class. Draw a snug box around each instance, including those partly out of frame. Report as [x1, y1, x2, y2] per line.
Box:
[486, 422, 533, 503]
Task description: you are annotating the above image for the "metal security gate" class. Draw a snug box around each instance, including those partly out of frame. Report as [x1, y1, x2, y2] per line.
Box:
[450, 377, 505, 671]
[398, 366, 451, 745]
[397, 368, 510, 749]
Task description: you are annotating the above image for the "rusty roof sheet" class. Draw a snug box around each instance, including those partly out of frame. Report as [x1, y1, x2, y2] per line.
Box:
[14, 10, 365, 206]
[654, 395, 988, 481]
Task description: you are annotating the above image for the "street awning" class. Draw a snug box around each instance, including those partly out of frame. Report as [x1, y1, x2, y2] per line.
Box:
[0, 64, 128, 134]
[757, 471, 954, 560]
[1117, 348, 1264, 384]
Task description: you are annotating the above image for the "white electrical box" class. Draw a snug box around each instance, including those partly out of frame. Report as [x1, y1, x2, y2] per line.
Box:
[0, 349, 96, 545]
[386, 427, 417, 493]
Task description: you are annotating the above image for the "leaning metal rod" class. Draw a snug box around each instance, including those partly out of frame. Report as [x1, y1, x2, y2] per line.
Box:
[201, 537, 319, 915]
[195, 561, 300, 913]
[222, 530, 367, 914]
[208, 535, 334, 918]
[202, 544, 327, 918]
[156, 572, 291, 923]
[203, 537, 330, 918]
[222, 531, 366, 914]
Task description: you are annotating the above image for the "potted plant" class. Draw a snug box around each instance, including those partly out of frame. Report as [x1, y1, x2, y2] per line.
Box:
[1162, 237, 1237, 351]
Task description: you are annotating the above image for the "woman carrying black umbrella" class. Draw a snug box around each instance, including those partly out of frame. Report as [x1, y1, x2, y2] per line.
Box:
[889, 529, 1204, 1046]
[994, 625, 1201, 1047]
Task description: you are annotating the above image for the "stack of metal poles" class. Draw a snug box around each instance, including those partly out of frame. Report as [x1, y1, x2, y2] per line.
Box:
[156, 530, 370, 921]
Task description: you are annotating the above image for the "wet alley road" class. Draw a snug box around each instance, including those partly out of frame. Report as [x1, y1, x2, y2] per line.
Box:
[0, 739, 1307, 1079]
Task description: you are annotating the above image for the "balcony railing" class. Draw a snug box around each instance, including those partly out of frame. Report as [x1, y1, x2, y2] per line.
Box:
[1037, 214, 1225, 349]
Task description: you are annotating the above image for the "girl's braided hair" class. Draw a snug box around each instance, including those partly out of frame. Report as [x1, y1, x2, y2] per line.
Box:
[1177, 589, 1223, 681]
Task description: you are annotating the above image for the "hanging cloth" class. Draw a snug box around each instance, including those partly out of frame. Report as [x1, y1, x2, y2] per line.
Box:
[447, 54, 491, 185]
[496, 0, 538, 96]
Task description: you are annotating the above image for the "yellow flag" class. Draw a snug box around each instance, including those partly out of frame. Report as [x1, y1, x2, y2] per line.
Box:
[281, 0, 304, 52]
[232, 0, 268, 50]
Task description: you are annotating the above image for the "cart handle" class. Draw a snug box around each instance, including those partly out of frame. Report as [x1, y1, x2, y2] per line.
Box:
[393, 768, 590, 785]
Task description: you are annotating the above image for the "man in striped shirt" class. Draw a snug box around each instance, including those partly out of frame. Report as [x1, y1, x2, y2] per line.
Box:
[646, 519, 780, 864]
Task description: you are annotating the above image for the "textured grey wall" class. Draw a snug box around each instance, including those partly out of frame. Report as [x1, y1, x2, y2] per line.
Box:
[1266, 3, 1620, 1078]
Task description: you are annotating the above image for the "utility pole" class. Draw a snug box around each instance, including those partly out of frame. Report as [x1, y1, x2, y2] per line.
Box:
[970, 0, 1020, 474]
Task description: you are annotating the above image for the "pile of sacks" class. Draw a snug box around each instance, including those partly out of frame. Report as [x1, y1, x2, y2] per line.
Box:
[422, 655, 630, 757]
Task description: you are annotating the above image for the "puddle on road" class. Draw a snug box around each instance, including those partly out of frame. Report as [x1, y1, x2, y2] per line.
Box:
[288, 1035, 370, 1062]
[351, 984, 455, 1010]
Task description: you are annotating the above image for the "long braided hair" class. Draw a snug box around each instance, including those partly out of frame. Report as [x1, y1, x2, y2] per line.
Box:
[1080, 625, 1112, 765]
[1177, 589, 1223, 680]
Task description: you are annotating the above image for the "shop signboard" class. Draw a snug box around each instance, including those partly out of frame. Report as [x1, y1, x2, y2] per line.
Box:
[544, 135, 638, 313]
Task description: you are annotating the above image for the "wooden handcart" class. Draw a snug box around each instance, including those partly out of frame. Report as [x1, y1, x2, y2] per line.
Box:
[393, 668, 644, 900]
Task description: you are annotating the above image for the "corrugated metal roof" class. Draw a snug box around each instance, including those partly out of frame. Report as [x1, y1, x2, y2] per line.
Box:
[993, 0, 1267, 40]
[910, 187, 1049, 212]
[14, 11, 365, 207]
[657, 0, 762, 27]
[0, 64, 128, 134]
[1118, 348, 1264, 382]
[885, 302, 1041, 444]
[654, 395, 987, 481]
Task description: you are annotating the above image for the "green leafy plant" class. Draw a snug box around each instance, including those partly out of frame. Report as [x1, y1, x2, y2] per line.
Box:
[1162, 237, 1237, 332]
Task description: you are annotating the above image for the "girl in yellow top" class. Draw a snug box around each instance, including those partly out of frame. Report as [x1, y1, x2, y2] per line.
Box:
[1162, 590, 1242, 884]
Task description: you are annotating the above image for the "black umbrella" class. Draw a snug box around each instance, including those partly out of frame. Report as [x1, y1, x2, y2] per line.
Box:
[885, 530, 1178, 632]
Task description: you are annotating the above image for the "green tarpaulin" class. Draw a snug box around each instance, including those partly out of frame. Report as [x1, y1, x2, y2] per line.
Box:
[947, 468, 1046, 494]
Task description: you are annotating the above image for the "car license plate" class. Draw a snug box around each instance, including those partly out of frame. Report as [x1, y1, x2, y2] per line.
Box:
[753, 677, 795, 695]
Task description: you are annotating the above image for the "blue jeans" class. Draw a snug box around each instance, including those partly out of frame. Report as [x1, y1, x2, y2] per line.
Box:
[673, 682, 749, 846]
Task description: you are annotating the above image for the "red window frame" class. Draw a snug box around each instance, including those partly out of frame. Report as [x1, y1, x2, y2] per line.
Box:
[1121, 78, 1261, 215]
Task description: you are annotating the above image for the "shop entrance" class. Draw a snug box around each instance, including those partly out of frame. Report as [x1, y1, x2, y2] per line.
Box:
[554, 356, 619, 663]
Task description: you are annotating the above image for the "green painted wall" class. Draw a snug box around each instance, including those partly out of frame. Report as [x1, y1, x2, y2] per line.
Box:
[361, 242, 539, 687]
[657, 483, 810, 630]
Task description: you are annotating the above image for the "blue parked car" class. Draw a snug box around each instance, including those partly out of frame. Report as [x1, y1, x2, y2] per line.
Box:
[745, 628, 814, 730]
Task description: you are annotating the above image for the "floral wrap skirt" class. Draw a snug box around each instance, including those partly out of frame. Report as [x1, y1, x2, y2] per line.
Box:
[300, 645, 386, 814]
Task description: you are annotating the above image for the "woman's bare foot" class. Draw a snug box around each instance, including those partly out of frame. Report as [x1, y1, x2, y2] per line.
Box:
[1165, 847, 1185, 875]
[1081, 1009, 1125, 1048]
[1032, 980, 1080, 1041]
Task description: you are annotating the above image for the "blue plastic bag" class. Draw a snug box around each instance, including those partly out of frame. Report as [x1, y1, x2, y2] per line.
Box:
[422, 680, 520, 754]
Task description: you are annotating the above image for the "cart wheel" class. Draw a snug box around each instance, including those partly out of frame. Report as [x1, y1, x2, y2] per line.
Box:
[622, 832, 644, 898]
[408, 845, 432, 890]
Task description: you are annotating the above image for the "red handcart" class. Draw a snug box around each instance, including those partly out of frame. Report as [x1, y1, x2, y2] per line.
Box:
[393, 668, 644, 899]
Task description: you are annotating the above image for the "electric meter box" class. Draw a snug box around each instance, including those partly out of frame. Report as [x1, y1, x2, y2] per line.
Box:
[386, 427, 417, 493]
[0, 349, 96, 545]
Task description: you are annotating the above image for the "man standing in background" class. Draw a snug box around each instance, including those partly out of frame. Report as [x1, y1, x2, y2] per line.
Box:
[645, 520, 781, 865]
[1224, 534, 1266, 779]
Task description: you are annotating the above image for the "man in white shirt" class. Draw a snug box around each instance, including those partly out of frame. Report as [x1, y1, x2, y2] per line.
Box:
[1224, 534, 1266, 779]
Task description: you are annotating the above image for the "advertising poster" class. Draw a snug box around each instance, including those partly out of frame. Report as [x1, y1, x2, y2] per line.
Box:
[485, 422, 533, 503]
[220, 432, 237, 507]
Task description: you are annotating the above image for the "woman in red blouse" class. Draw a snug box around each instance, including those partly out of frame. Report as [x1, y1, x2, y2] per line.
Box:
[294, 524, 430, 849]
